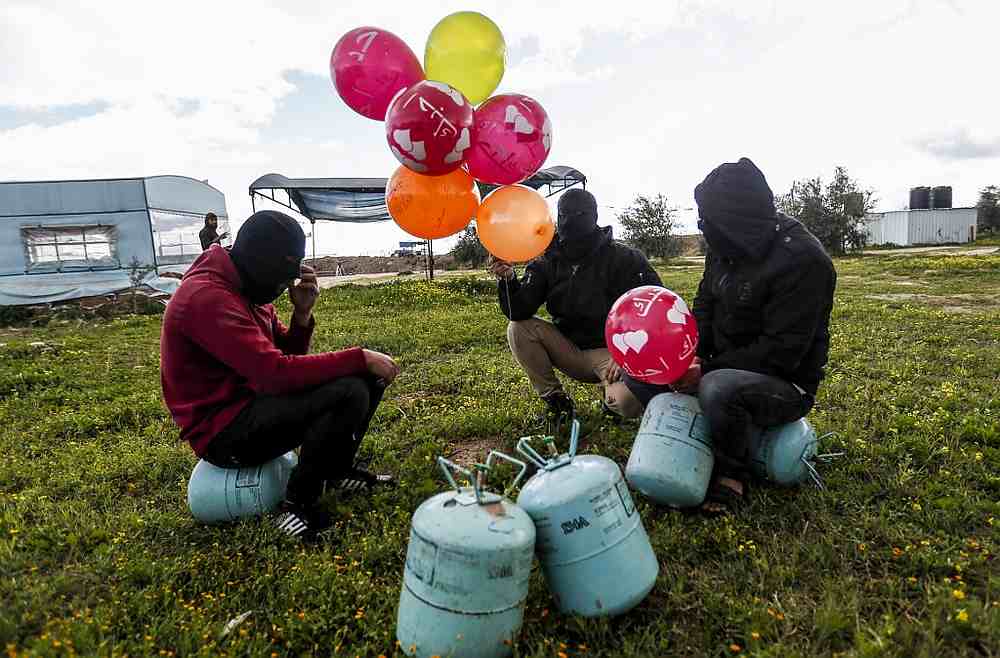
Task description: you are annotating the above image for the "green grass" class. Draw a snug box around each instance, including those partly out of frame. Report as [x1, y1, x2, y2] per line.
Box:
[2, 256, 999, 657]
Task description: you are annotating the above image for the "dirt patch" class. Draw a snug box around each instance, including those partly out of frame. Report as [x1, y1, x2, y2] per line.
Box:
[306, 253, 460, 276]
[867, 293, 999, 314]
[875, 246, 1000, 256]
[446, 437, 500, 468]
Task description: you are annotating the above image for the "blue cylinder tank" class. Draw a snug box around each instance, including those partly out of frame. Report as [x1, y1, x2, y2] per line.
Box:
[516, 421, 658, 617]
[396, 454, 535, 658]
[187, 451, 297, 524]
[626, 393, 714, 508]
[749, 418, 819, 486]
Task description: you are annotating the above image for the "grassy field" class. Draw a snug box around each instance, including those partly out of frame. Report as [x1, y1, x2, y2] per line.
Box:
[1, 253, 999, 657]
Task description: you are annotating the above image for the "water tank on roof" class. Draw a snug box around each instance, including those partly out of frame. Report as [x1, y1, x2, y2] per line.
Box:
[909, 187, 930, 210]
[931, 186, 952, 209]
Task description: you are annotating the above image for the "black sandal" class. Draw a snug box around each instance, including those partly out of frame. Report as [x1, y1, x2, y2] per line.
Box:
[700, 456, 750, 515]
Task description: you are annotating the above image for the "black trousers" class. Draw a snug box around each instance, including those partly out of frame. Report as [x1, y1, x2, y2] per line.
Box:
[698, 368, 813, 467]
[202, 375, 384, 507]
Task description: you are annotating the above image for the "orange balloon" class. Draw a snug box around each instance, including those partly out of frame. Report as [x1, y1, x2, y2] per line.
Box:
[386, 166, 480, 239]
[476, 185, 555, 262]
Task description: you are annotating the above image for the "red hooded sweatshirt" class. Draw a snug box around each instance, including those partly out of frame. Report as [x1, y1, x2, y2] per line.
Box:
[160, 245, 367, 456]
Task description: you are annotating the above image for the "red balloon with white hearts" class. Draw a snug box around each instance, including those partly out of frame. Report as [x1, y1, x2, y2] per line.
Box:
[385, 80, 474, 176]
[605, 286, 699, 385]
[466, 93, 552, 185]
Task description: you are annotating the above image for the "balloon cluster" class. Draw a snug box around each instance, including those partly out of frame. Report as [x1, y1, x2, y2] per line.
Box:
[330, 13, 554, 258]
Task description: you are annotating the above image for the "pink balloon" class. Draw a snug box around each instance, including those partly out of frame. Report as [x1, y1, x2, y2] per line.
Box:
[467, 94, 552, 185]
[605, 286, 699, 385]
[385, 80, 474, 176]
[330, 27, 424, 121]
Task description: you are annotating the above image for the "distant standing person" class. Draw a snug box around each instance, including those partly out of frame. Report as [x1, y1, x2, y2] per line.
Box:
[199, 212, 228, 250]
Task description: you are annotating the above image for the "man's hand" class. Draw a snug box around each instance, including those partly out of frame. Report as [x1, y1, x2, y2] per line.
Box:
[289, 265, 319, 326]
[363, 349, 400, 385]
[488, 257, 514, 281]
[672, 357, 702, 393]
[604, 360, 623, 385]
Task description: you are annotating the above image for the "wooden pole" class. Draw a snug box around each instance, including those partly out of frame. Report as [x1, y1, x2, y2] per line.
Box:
[428, 239, 435, 281]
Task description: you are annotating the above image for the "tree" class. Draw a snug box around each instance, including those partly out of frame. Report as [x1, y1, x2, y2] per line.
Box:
[617, 194, 681, 259]
[777, 167, 876, 256]
[451, 223, 489, 267]
[977, 185, 1000, 235]
[127, 256, 156, 313]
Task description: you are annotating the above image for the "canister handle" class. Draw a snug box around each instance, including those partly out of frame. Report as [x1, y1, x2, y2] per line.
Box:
[516, 418, 580, 470]
[437, 457, 486, 502]
[438, 453, 526, 505]
[484, 450, 528, 498]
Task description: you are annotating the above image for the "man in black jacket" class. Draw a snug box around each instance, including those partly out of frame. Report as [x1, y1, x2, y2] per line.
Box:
[490, 188, 662, 421]
[199, 212, 229, 251]
[630, 158, 837, 505]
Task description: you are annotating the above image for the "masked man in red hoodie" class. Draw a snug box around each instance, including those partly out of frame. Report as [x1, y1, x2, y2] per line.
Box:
[161, 210, 399, 541]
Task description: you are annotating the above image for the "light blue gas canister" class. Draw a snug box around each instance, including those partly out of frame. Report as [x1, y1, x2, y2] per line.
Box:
[516, 420, 658, 617]
[750, 419, 840, 488]
[396, 452, 536, 658]
[626, 393, 714, 508]
[186, 451, 297, 524]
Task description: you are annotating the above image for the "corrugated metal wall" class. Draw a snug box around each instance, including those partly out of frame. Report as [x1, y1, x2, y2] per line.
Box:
[865, 211, 909, 245]
[907, 208, 977, 245]
[865, 208, 977, 246]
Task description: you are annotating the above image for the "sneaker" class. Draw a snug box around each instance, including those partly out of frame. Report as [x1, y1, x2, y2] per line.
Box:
[600, 399, 624, 425]
[327, 467, 395, 494]
[541, 391, 574, 418]
[540, 391, 575, 435]
[272, 500, 330, 542]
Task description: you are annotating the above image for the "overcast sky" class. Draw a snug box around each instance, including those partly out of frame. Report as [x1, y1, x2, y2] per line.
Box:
[2, 0, 997, 256]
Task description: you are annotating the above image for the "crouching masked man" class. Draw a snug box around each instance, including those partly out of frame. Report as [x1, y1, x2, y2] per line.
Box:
[489, 188, 663, 425]
[161, 210, 399, 541]
[624, 158, 837, 511]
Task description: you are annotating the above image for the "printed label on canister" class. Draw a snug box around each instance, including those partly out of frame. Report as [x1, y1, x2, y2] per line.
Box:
[407, 540, 532, 611]
[235, 466, 262, 488]
[533, 477, 639, 566]
[688, 412, 710, 443]
[615, 480, 635, 517]
[405, 528, 439, 586]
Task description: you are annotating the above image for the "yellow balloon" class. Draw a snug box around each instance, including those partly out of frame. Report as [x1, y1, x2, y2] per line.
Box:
[425, 12, 506, 106]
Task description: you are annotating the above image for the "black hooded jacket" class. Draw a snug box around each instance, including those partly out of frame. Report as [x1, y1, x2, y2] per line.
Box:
[693, 159, 836, 396]
[498, 226, 663, 350]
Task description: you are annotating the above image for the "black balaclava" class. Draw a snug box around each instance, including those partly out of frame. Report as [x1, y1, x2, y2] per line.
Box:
[557, 188, 602, 261]
[694, 157, 778, 261]
[229, 210, 305, 305]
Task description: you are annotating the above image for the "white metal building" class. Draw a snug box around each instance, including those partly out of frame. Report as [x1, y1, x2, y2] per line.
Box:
[0, 175, 229, 306]
[864, 207, 978, 247]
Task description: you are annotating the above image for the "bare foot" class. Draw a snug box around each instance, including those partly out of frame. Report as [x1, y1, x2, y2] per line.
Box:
[701, 476, 744, 513]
